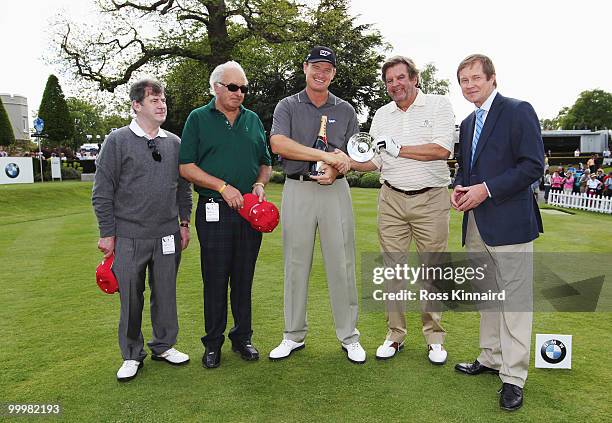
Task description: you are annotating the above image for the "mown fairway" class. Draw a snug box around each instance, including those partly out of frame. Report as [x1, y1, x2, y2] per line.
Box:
[1, 181, 610, 422]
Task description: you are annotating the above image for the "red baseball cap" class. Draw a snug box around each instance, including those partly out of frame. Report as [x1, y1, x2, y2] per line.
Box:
[239, 193, 260, 220]
[249, 201, 280, 233]
[96, 254, 118, 294]
[239, 193, 280, 233]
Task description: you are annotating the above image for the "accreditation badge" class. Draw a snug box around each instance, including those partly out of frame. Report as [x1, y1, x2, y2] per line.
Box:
[161, 235, 175, 255]
[205, 200, 220, 222]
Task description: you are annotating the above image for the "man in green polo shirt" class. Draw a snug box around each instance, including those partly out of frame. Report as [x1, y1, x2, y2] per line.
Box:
[179, 60, 272, 369]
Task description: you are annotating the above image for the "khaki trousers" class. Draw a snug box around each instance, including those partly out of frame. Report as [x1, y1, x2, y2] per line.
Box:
[377, 185, 450, 345]
[465, 212, 533, 388]
[281, 178, 360, 344]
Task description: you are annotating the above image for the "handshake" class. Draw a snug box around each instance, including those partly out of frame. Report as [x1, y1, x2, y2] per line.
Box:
[374, 135, 400, 158]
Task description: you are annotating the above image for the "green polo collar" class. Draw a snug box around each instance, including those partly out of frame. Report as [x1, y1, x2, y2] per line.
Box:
[206, 97, 246, 115]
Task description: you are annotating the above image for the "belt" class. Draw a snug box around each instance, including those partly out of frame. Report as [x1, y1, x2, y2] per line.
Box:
[286, 173, 344, 181]
[199, 197, 225, 203]
[384, 180, 432, 196]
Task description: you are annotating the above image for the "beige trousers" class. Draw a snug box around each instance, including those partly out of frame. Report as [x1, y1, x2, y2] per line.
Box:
[465, 212, 533, 388]
[377, 185, 450, 345]
[280, 178, 360, 345]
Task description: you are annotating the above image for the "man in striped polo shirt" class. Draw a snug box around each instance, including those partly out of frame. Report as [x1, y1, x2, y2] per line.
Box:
[351, 56, 455, 364]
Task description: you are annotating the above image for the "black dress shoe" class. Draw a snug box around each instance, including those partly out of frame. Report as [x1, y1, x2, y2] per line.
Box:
[454, 359, 499, 375]
[232, 343, 260, 361]
[499, 383, 523, 411]
[202, 348, 221, 368]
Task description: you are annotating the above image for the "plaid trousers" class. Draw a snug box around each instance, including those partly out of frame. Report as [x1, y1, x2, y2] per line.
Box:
[195, 198, 262, 349]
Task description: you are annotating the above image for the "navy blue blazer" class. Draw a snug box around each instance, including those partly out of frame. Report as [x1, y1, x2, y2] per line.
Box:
[454, 93, 544, 247]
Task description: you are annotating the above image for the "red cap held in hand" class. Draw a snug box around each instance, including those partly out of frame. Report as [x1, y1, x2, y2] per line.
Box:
[239, 193, 260, 220]
[249, 201, 280, 233]
[96, 254, 119, 294]
[239, 193, 280, 233]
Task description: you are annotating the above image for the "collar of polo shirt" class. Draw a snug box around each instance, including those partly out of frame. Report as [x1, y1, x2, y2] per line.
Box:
[391, 89, 426, 113]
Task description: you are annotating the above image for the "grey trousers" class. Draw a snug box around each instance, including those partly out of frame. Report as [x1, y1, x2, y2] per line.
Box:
[281, 178, 360, 345]
[113, 232, 182, 361]
[465, 212, 533, 388]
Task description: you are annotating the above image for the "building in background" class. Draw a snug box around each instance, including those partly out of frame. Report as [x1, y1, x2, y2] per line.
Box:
[542, 130, 609, 155]
[0, 93, 29, 142]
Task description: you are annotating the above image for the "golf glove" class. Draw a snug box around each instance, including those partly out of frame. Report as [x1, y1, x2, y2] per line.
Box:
[375, 136, 400, 158]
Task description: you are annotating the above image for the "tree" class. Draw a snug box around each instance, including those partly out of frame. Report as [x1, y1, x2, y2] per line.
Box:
[540, 116, 561, 130]
[557, 89, 612, 130]
[67, 97, 106, 152]
[0, 100, 15, 147]
[420, 63, 450, 95]
[56, 0, 305, 93]
[55, 0, 387, 134]
[67, 97, 131, 152]
[361, 62, 449, 131]
[38, 75, 74, 147]
[101, 114, 130, 135]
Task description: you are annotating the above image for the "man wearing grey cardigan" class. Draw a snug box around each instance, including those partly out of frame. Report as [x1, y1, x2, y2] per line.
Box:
[92, 79, 193, 382]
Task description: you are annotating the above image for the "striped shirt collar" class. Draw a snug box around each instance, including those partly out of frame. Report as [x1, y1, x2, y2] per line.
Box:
[391, 89, 426, 113]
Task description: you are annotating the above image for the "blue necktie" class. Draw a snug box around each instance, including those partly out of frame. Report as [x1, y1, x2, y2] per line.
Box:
[471, 108, 485, 167]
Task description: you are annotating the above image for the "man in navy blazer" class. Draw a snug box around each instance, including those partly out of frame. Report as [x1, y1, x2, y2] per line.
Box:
[451, 54, 544, 411]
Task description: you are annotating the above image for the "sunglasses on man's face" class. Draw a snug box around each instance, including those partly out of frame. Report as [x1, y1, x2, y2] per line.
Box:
[147, 138, 162, 162]
[217, 82, 248, 94]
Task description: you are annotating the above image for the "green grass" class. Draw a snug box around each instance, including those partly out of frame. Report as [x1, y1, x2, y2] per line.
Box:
[1, 181, 611, 422]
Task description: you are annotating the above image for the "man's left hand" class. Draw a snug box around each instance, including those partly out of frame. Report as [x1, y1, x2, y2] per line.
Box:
[252, 184, 266, 202]
[456, 183, 489, 212]
[311, 164, 338, 185]
[375, 136, 400, 158]
[180, 226, 190, 250]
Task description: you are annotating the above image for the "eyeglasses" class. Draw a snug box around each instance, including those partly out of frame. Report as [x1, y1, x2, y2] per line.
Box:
[147, 138, 162, 162]
[216, 82, 248, 94]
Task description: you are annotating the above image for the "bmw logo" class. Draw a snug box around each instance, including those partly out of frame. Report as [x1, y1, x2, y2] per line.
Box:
[5, 162, 20, 179]
[541, 339, 567, 364]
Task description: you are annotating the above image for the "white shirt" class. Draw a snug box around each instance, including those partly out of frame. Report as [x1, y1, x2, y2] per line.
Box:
[471, 89, 498, 197]
[369, 90, 455, 190]
[587, 178, 601, 189]
[471, 89, 498, 146]
[129, 119, 167, 140]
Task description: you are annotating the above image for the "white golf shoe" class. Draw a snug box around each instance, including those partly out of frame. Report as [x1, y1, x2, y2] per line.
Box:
[428, 344, 447, 365]
[116, 360, 143, 382]
[342, 341, 366, 364]
[269, 339, 305, 360]
[152, 348, 190, 365]
[375, 340, 404, 360]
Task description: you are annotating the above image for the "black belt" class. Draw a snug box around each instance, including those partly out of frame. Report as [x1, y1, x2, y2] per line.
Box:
[286, 173, 344, 181]
[199, 197, 224, 203]
[384, 180, 432, 196]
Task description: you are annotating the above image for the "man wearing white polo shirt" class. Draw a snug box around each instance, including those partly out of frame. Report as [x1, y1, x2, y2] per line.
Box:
[351, 56, 455, 364]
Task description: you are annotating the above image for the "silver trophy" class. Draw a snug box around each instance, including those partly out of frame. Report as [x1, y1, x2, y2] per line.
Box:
[347, 132, 375, 162]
